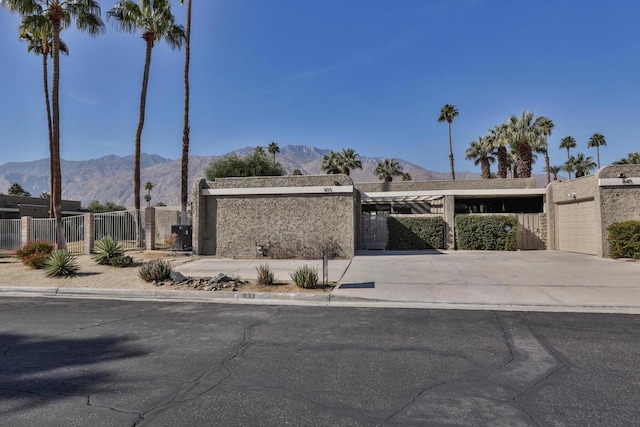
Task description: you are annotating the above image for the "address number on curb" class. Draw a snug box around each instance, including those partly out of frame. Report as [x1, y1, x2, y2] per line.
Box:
[323, 187, 333, 193]
[242, 293, 256, 299]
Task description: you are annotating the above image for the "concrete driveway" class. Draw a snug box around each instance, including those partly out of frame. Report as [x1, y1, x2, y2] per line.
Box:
[332, 250, 640, 312]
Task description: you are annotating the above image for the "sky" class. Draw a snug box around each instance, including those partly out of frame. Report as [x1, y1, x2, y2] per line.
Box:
[0, 0, 639, 175]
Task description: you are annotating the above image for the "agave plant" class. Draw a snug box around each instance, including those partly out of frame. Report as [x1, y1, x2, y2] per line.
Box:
[92, 236, 124, 265]
[138, 260, 173, 283]
[44, 250, 78, 277]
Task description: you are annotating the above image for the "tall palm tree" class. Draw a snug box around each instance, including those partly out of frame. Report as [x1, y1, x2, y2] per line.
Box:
[320, 151, 341, 174]
[108, 0, 185, 212]
[268, 141, 280, 164]
[559, 136, 577, 179]
[488, 124, 509, 179]
[465, 136, 495, 179]
[179, 0, 192, 224]
[614, 152, 640, 165]
[374, 159, 404, 182]
[437, 104, 459, 180]
[545, 165, 562, 181]
[3, 0, 104, 250]
[144, 181, 153, 207]
[338, 148, 362, 176]
[503, 111, 545, 178]
[570, 153, 597, 177]
[535, 116, 554, 184]
[587, 133, 607, 169]
[254, 146, 265, 156]
[18, 15, 69, 218]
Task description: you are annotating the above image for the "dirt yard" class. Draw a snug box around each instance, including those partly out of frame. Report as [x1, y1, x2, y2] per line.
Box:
[0, 251, 334, 294]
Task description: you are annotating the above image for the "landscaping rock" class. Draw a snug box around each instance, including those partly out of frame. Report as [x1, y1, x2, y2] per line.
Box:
[170, 271, 188, 283]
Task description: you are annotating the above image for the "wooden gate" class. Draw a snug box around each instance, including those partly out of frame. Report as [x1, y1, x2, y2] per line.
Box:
[515, 213, 543, 250]
[362, 212, 388, 250]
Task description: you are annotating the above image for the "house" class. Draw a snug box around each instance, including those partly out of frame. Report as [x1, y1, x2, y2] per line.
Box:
[0, 194, 82, 219]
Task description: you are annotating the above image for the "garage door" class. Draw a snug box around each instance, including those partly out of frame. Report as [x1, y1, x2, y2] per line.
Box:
[557, 200, 597, 255]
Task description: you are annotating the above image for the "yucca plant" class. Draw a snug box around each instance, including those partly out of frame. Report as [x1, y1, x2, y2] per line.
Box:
[138, 260, 173, 282]
[290, 265, 318, 289]
[44, 250, 79, 278]
[109, 255, 134, 268]
[93, 236, 124, 265]
[256, 264, 275, 286]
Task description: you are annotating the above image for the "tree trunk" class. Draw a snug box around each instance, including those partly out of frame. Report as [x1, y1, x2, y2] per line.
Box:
[50, 15, 66, 251]
[596, 147, 601, 169]
[516, 141, 532, 178]
[135, 39, 154, 212]
[544, 152, 551, 185]
[566, 148, 572, 179]
[448, 121, 455, 180]
[481, 158, 490, 179]
[42, 53, 54, 218]
[180, 0, 192, 225]
[497, 145, 508, 179]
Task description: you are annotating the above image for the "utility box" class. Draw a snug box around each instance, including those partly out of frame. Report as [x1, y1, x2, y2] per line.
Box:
[171, 224, 192, 251]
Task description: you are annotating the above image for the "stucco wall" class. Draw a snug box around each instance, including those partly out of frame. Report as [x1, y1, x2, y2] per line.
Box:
[193, 175, 356, 257]
[356, 177, 538, 193]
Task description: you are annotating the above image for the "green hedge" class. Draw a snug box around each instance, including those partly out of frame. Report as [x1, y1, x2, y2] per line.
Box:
[387, 216, 445, 250]
[455, 215, 517, 251]
[607, 220, 640, 259]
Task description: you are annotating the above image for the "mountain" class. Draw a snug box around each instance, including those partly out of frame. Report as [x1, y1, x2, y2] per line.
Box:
[0, 145, 545, 207]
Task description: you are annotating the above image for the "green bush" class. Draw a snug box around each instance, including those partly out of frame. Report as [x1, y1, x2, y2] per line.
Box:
[15, 240, 55, 269]
[92, 236, 125, 266]
[607, 221, 640, 259]
[43, 250, 79, 277]
[109, 255, 134, 268]
[290, 265, 318, 289]
[138, 260, 173, 282]
[387, 216, 445, 250]
[455, 215, 517, 251]
[256, 264, 275, 286]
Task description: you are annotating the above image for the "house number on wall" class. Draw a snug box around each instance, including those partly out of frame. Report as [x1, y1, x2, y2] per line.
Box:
[242, 292, 256, 299]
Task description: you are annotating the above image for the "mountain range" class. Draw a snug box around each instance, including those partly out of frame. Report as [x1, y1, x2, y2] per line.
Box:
[0, 145, 543, 207]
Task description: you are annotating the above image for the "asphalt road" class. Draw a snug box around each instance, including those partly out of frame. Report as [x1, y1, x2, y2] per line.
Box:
[1, 298, 639, 426]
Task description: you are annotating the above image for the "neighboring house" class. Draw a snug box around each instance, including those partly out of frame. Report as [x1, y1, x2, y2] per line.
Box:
[0, 194, 82, 219]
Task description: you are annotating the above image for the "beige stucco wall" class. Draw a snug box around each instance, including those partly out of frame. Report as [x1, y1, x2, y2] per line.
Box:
[547, 165, 640, 257]
[193, 175, 356, 258]
[355, 177, 537, 193]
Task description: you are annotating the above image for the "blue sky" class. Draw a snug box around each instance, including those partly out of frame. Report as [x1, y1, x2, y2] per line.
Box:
[1, 0, 638, 174]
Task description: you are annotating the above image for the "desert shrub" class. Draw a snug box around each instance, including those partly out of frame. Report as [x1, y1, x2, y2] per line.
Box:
[455, 215, 517, 251]
[138, 260, 173, 282]
[109, 255, 134, 268]
[43, 250, 79, 277]
[93, 236, 124, 266]
[259, 238, 345, 260]
[387, 216, 445, 250]
[290, 265, 318, 289]
[15, 240, 55, 269]
[607, 220, 640, 259]
[256, 264, 275, 286]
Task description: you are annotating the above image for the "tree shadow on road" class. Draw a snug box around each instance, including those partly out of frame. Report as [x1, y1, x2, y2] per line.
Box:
[0, 332, 146, 415]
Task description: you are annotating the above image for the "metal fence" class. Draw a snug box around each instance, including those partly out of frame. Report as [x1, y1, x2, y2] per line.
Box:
[0, 219, 21, 252]
[94, 209, 144, 250]
[31, 215, 86, 255]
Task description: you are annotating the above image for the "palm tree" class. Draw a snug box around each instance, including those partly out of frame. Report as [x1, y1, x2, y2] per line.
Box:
[320, 151, 341, 174]
[254, 146, 265, 156]
[535, 116, 554, 184]
[107, 0, 185, 212]
[502, 111, 545, 178]
[3, 0, 104, 250]
[559, 136, 577, 179]
[18, 15, 69, 218]
[291, 169, 303, 175]
[587, 133, 607, 169]
[179, 0, 192, 225]
[338, 148, 362, 176]
[570, 153, 597, 177]
[614, 152, 640, 165]
[545, 165, 562, 181]
[402, 172, 412, 181]
[374, 159, 404, 182]
[465, 136, 495, 179]
[144, 181, 153, 207]
[488, 124, 509, 179]
[437, 104, 459, 180]
[268, 141, 280, 164]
